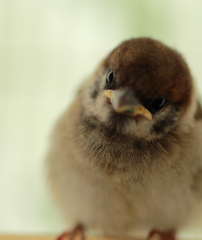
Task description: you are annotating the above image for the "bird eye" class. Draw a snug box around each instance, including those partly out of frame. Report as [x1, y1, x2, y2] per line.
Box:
[151, 97, 166, 110]
[106, 71, 114, 84]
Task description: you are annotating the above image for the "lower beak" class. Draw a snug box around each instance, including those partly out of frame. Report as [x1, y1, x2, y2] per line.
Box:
[103, 88, 152, 120]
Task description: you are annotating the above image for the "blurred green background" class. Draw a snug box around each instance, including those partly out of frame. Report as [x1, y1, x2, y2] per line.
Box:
[1, 0, 202, 236]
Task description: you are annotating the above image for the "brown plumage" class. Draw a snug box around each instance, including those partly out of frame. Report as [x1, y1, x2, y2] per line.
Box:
[46, 38, 202, 239]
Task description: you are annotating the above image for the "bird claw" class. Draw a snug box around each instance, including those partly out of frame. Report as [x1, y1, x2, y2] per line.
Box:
[147, 229, 176, 240]
[56, 225, 85, 240]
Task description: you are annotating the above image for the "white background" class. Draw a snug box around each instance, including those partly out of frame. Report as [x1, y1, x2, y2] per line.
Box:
[1, 0, 202, 236]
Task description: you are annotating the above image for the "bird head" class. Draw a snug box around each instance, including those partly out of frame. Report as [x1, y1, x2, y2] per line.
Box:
[80, 38, 197, 140]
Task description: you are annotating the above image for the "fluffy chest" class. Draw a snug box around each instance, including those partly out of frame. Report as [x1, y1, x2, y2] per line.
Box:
[62, 162, 198, 238]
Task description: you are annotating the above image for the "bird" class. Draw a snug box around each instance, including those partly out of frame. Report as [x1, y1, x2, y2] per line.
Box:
[46, 38, 202, 240]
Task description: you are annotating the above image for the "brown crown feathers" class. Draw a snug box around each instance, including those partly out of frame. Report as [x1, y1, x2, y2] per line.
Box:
[105, 38, 192, 107]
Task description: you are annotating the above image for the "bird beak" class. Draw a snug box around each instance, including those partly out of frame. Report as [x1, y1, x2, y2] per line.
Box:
[103, 88, 152, 120]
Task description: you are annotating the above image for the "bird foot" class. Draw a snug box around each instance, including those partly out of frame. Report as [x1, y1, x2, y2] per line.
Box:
[56, 225, 85, 240]
[147, 229, 175, 240]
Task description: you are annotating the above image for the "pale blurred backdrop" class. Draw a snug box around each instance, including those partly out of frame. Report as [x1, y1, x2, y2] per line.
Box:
[1, 0, 202, 236]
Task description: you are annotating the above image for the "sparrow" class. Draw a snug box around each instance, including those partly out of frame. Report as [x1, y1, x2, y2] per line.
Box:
[46, 38, 202, 240]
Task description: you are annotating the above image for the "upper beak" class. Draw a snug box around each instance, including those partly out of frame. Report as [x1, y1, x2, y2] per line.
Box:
[103, 88, 152, 120]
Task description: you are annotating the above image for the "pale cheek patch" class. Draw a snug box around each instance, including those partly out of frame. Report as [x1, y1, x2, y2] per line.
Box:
[80, 73, 101, 116]
[82, 72, 113, 123]
[95, 94, 112, 124]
